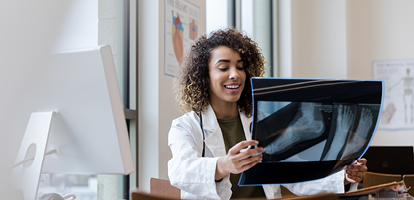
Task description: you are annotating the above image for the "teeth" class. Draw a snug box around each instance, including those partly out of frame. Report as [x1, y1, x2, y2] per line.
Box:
[226, 85, 239, 89]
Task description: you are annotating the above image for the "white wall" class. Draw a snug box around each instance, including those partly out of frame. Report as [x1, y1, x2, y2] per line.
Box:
[138, 0, 206, 192]
[53, 1, 98, 52]
[279, 0, 293, 78]
[138, 1, 160, 192]
[0, 1, 69, 199]
[206, 0, 227, 34]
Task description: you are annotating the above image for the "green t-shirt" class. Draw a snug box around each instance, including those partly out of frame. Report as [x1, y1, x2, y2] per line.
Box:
[217, 115, 265, 198]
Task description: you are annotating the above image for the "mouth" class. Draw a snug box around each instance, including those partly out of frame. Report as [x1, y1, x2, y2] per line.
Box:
[225, 84, 241, 89]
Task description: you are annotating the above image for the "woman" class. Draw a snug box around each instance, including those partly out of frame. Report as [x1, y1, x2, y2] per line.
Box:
[167, 28, 367, 199]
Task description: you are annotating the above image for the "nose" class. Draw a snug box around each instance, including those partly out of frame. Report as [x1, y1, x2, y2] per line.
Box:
[229, 66, 240, 80]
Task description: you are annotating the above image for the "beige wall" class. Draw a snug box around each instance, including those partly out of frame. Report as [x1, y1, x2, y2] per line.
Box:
[137, 0, 414, 192]
[291, 0, 347, 79]
[346, 0, 414, 145]
[287, 0, 414, 146]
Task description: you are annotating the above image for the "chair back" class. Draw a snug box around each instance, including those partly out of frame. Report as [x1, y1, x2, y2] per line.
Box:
[132, 190, 180, 200]
[363, 171, 402, 188]
[282, 193, 338, 200]
[362, 171, 414, 196]
[150, 178, 181, 199]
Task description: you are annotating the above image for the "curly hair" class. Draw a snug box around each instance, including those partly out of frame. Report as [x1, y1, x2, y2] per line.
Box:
[174, 28, 266, 117]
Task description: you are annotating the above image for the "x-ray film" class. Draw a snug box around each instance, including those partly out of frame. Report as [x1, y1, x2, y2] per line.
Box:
[239, 78, 384, 186]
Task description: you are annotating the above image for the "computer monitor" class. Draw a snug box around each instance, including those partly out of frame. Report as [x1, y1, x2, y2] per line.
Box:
[363, 146, 414, 175]
[12, 45, 134, 199]
[41, 46, 133, 174]
[239, 77, 384, 186]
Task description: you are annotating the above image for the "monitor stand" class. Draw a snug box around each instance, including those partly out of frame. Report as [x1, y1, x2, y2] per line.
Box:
[12, 112, 55, 200]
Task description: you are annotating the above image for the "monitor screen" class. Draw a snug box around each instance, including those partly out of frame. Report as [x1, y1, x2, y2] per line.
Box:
[363, 146, 414, 175]
[239, 77, 383, 186]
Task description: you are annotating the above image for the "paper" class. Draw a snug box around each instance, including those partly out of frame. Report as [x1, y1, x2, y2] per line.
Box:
[372, 59, 414, 130]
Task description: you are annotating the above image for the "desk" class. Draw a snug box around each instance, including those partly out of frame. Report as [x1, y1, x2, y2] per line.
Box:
[233, 193, 337, 200]
[362, 171, 414, 196]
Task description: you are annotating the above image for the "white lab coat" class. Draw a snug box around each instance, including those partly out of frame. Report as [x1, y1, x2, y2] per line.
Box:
[168, 104, 355, 199]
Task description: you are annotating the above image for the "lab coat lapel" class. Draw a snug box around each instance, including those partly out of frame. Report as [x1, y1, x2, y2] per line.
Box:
[240, 112, 253, 140]
[201, 105, 254, 157]
[202, 105, 226, 157]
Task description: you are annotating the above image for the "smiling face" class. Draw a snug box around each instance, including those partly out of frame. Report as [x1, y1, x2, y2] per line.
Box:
[208, 46, 246, 110]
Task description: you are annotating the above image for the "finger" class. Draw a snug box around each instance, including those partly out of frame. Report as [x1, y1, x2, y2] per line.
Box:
[356, 164, 368, 172]
[239, 146, 251, 153]
[348, 164, 366, 172]
[228, 140, 259, 155]
[231, 147, 263, 162]
[346, 170, 364, 181]
[348, 158, 367, 168]
[229, 154, 262, 174]
[346, 175, 362, 183]
[240, 153, 262, 165]
[358, 158, 367, 165]
[241, 147, 263, 156]
[235, 154, 263, 174]
[347, 172, 364, 182]
[346, 170, 365, 181]
[350, 162, 368, 173]
[346, 166, 366, 175]
[346, 169, 362, 177]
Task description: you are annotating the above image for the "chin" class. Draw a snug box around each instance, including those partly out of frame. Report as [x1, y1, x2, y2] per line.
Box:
[228, 96, 242, 103]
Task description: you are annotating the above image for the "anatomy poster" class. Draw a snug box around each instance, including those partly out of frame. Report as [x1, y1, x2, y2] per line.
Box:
[373, 59, 414, 130]
[165, 0, 199, 77]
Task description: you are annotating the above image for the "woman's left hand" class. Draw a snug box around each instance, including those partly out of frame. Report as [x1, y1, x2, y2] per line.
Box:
[345, 158, 367, 184]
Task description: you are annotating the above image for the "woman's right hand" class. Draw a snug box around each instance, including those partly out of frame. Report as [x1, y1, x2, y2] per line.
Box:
[215, 140, 263, 181]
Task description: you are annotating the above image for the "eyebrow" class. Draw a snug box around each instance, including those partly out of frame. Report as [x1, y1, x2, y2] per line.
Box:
[215, 59, 243, 65]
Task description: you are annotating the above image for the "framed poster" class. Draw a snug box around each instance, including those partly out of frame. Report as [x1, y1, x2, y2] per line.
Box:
[164, 0, 200, 77]
[372, 59, 414, 130]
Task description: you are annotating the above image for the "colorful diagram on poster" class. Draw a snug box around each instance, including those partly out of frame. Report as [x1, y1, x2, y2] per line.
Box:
[189, 18, 198, 40]
[172, 11, 183, 65]
[165, 0, 200, 77]
[373, 59, 414, 130]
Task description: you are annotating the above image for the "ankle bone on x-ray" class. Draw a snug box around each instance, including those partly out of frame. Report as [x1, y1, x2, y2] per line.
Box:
[263, 102, 325, 155]
[341, 108, 374, 159]
[323, 105, 355, 161]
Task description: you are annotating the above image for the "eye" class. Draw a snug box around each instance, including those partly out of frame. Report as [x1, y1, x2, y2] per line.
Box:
[218, 67, 228, 71]
[218, 64, 229, 71]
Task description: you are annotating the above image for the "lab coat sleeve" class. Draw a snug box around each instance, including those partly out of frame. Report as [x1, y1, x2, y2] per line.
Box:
[349, 182, 358, 191]
[282, 170, 345, 196]
[167, 116, 231, 199]
[262, 171, 349, 199]
[263, 184, 282, 199]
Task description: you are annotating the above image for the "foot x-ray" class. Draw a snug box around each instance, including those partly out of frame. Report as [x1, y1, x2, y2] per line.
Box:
[239, 78, 384, 186]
